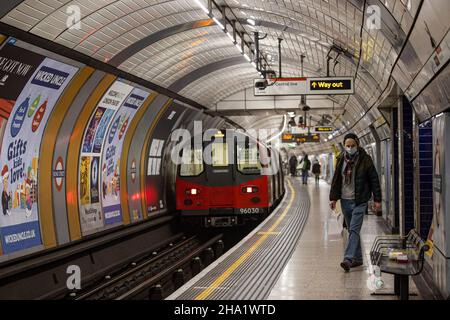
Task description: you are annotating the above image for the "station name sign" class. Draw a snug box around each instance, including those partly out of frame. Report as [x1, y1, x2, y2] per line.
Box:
[254, 77, 354, 96]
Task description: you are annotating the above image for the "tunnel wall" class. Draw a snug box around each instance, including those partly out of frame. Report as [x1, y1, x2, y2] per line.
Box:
[0, 36, 226, 260]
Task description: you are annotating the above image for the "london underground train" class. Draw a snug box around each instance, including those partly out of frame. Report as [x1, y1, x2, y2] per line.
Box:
[175, 130, 285, 227]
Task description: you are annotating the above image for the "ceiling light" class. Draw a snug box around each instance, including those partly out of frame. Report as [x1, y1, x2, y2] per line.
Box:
[247, 18, 256, 26]
[193, 0, 209, 14]
[212, 17, 225, 30]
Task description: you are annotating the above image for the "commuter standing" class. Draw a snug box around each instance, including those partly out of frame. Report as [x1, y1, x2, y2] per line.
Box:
[289, 154, 298, 177]
[312, 159, 321, 186]
[329, 133, 382, 272]
[299, 154, 311, 185]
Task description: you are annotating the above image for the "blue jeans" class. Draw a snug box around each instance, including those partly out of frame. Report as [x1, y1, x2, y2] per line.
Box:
[340, 199, 367, 262]
[302, 170, 308, 184]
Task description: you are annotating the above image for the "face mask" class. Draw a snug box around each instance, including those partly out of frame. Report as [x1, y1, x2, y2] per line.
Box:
[346, 146, 357, 156]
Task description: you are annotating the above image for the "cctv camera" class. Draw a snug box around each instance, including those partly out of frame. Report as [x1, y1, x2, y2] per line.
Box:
[255, 79, 268, 90]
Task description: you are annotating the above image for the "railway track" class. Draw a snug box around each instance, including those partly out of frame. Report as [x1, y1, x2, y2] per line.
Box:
[72, 234, 224, 300]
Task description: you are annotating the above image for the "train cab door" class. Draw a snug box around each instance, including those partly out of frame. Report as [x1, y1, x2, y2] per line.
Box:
[206, 133, 235, 207]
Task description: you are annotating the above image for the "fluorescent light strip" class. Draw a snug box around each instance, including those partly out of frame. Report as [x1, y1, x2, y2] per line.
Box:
[212, 17, 225, 30]
[193, 0, 209, 14]
[192, 0, 259, 74]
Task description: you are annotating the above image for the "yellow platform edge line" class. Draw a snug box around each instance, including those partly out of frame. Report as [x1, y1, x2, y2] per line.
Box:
[195, 178, 295, 300]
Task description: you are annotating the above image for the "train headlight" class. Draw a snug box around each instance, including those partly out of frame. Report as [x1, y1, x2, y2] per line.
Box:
[186, 188, 200, 195]
[242, 186, 259, 193]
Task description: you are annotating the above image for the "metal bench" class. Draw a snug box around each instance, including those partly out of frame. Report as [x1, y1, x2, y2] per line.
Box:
[370, 229, 430, 300]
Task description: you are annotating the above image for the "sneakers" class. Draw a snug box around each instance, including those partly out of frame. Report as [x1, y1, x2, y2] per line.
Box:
[340, 260, 352, 272]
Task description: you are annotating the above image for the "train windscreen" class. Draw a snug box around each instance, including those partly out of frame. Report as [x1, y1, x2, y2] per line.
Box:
[237, 142, 261, 174]
[180, 147, 204, 176]
[211, 142, 229, 167]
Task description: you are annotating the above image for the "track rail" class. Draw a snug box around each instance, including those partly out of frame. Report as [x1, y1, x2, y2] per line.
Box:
[74, 234, 224, 300]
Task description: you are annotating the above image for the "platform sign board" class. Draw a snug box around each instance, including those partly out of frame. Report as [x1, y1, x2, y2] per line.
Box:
[254, 78, 307, 96]
[314, 126, 334, 133]
[282, 133, 321, 144]
[254, 77, 354, 96]
[308, 77, 354, 95]
[291, 127, 309, 134]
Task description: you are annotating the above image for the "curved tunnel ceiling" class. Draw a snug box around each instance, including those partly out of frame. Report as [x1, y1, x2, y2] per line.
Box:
[0, 0, 443, 153]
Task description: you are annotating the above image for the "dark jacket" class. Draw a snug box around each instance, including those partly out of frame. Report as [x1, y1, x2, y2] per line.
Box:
[289, 156, 298, 168]
[312, 163, 321, 174]
[329, 147, 382, 205]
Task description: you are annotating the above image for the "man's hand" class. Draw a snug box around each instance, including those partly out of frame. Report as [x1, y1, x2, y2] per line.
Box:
[330, 200, 337, 211]
[372, 202, 382, 212]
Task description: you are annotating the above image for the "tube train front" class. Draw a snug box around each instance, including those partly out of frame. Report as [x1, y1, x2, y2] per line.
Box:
[176, 130, 285, 227]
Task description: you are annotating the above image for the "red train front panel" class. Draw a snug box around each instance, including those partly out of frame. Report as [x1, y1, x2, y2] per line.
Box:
[176, 175, 269, 217]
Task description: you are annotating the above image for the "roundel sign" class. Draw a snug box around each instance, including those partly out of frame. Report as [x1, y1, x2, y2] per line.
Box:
[131, 159, 136, 183]
[53, 157, 65, 191]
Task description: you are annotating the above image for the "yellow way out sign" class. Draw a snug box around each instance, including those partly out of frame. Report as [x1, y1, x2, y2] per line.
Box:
[308, 77, 354, 94]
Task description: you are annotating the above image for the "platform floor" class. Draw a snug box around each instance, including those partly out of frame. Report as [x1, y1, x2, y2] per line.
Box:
[269, 177, 421, 300]
[168, 176, 421, 300]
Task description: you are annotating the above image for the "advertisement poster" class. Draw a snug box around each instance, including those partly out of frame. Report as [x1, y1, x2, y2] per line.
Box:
[145, 104, 184, 214]
[90, 157, 99, 204]
[0, 57, 78, 254]
[92, 109, 114, 154]
[82, 107, 106, 153]
[79, 156, 91, 206]
[101, 88, 149, 225]
[0, 44, 44, 120]
[0, 44, 44, 154]
[432, 114, 447, 254]
[79, 80, 133, 234]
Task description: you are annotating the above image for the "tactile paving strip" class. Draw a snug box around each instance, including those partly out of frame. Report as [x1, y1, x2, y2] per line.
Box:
[168, 177, 310, 300]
